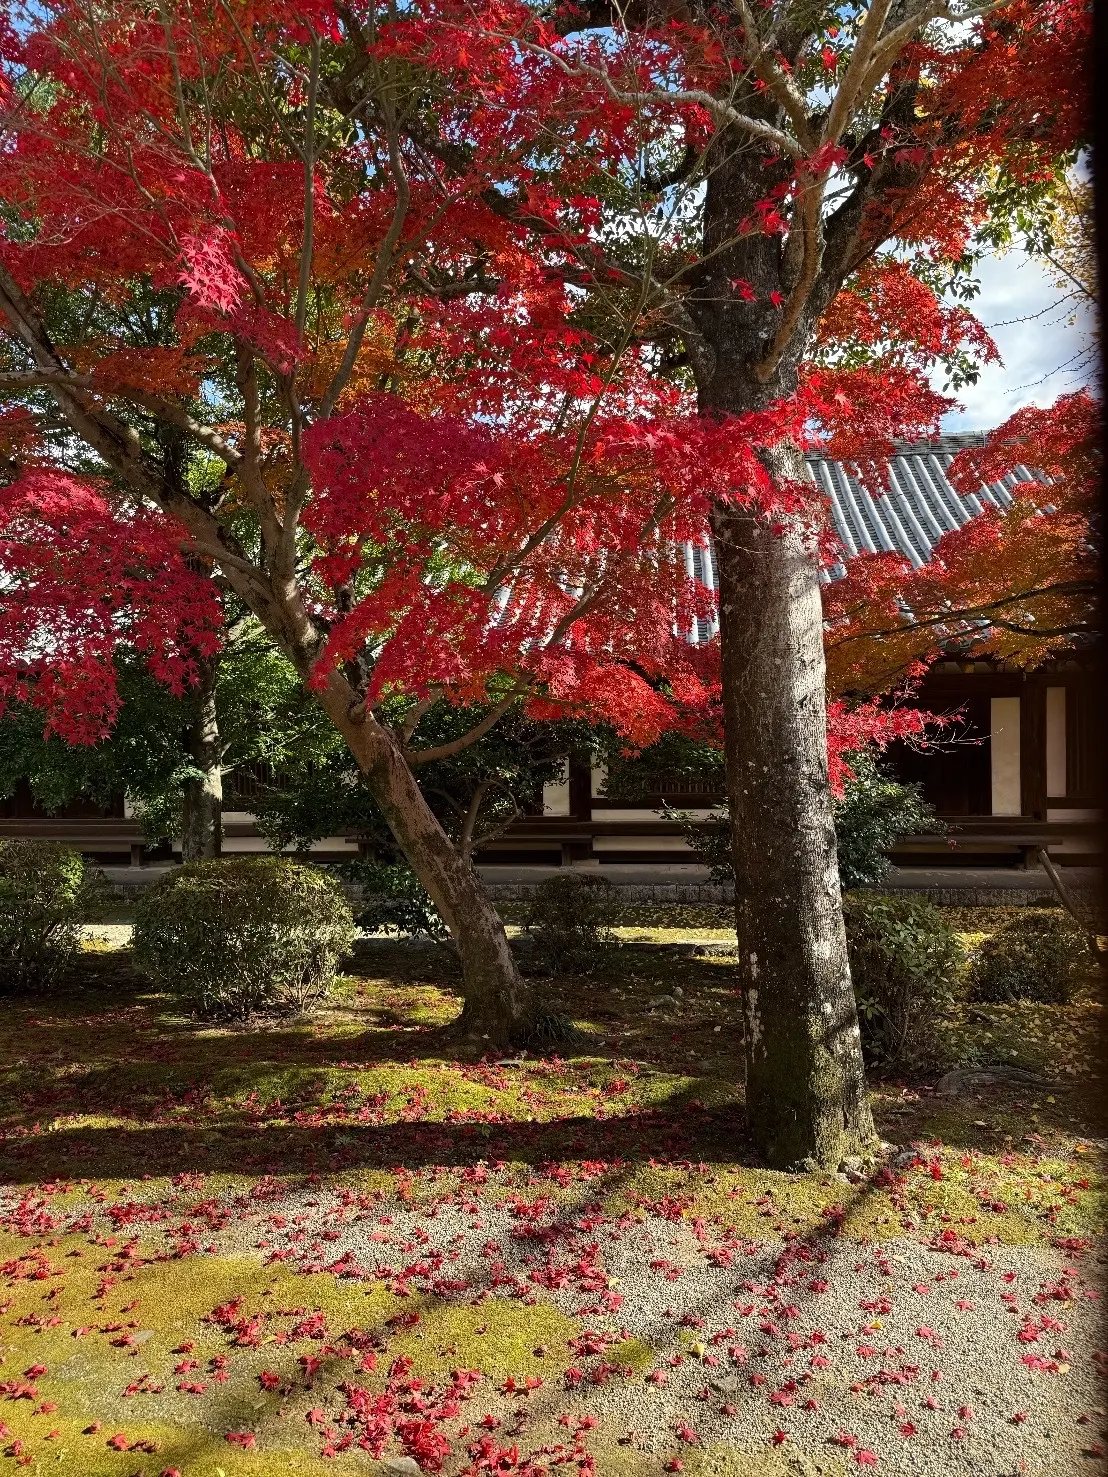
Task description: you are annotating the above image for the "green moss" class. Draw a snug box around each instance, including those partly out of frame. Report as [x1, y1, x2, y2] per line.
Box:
[609, 1337, 655, 1373]
[0, 1246, 394, 1476]
[389, 1297, 580, 1381]
[687, 1442, 849, 1476]
[0, 1411, 365, 1476]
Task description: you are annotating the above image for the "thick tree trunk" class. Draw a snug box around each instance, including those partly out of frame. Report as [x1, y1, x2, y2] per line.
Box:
[315, 671, 533, 1046]
[712, 442, 876, 1171]
[181, 654, 222, 863]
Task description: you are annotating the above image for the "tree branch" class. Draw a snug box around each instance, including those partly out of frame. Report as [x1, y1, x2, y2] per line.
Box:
[494, 29, 806, 158]
[404, 688, 527, 766]
[827, 580, 1097, 646]
[295, 34, 322, 344]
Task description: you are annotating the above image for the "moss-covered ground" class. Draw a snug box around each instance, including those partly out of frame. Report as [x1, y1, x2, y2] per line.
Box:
[1, 906, 1104, 1475]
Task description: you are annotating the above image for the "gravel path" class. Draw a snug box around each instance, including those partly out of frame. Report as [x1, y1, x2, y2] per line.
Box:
[1, 1174, 1104, 1473]
[124, 1184, 1108, 1475]
[79, 922, 136, 947]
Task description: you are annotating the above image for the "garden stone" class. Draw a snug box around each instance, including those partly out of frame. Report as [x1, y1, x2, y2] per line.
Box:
[936, 1064, 1055, 1096]
[710, 1375, 743, 1394]
[381, 1460, 422, 1476]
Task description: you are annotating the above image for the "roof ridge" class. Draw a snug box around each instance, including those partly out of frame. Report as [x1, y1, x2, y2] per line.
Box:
[807, 430, 990, 461]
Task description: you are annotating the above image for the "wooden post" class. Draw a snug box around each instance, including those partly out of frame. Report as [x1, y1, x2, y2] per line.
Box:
[1021, 682, 1048, 822]
[564, 759, 594, 865]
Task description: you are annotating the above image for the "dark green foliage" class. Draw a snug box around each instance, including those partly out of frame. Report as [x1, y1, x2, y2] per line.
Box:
[133, 857, 355, 1020]
[842, 893, 964, 1065]
[601, 731, 724, 799]
[968, 907, 1093, 1003]
[0, 839, 107, 991]
[521, 874, 620, 977]
[527, 1010, 581, 1047]
[833, 751, 943, 888]
[672, 749, 942, 889]
[253, 755, 395, 859]
[668, 804, 731, 881]
[254, 702, 591, 858]
[346, 860, 451, 945]
[0, 656, 191, 836]
[0, 632, 308, 844]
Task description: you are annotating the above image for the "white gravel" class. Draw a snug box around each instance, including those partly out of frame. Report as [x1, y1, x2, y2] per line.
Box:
[104, 1182, 1108, 1476]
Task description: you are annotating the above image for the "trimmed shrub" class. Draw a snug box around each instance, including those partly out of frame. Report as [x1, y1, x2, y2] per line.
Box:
[672, 751, 942, 891]
[843, 892, 963, 1065]
[0, 839, 106, 991]
[133, 857, 354, 1020]
[345, 860, 451, 946]
[521, 874, 619, 976]
[967, 907, 1093, 1004]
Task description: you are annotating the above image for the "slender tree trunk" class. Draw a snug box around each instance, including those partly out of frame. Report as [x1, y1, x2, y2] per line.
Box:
[181, 654, 223, 863]
[315, 670, 533, 1045]
[711, 442, 876, 1171]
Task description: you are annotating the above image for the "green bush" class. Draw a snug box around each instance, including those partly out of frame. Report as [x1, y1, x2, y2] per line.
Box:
[345, 860, 452, 947]
[843, 892, 964, 1065]
[967, 907, 1093, 1004]
[833, 751, 943, 888]
[521, 874, 619, 976]
[0, 839, 106, 991]
[672, 750, 942, 890]
[133, 857, 355, 1020]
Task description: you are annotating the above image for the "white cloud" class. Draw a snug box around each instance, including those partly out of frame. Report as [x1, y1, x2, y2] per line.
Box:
[939, 249, 1097, 433]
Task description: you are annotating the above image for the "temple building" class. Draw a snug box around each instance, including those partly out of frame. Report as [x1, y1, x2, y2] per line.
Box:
[2, 434, 1100, 871]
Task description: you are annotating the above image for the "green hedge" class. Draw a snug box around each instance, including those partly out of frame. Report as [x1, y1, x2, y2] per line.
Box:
[0, 839, 105, 991]
[844, 892, 963, 1065]
[133, 857, 354, 1020]
[968, 907, 1093, 1004]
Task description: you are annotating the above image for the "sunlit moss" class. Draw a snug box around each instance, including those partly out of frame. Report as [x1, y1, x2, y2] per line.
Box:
[389, 1296, 580, 1381]
[688, 1443, 849, 1476]
[609, 1336, 655, 1373]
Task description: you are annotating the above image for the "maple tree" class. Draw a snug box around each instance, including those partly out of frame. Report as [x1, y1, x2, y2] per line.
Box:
[410, 0, 1085, 1162]
[0, 0, 738, 1041]
[824, 390, 1100, 698]
[426, 0, 1088, 1165]
[0, 0, 1090, 1161]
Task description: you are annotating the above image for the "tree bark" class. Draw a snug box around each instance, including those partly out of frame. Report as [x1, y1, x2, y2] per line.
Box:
[180, 653, 223, 863]
[712, 442, 876, 1171]
[314, 669, 533, 1045]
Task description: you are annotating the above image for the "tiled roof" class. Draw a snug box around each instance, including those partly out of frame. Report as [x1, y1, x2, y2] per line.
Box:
[810, 433, 1037, 578]
[688, 433, 1037, 642]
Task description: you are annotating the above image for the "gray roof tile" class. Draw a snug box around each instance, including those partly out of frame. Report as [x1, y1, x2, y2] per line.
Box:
[680, 436, 1036, 640]
[807, 437, 1034, 583]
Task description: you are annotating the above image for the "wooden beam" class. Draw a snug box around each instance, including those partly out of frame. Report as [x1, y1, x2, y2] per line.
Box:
[567, 758, 593, 822]
[1021, 683, 1047, 821]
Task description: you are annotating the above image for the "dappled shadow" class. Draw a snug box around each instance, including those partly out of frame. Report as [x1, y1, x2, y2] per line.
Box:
[0, 947, 757, 1185]
[0, 1087, 742, 1183]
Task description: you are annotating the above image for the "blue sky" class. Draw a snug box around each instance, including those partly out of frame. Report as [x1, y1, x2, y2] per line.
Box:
[939, 249, 1097, 434]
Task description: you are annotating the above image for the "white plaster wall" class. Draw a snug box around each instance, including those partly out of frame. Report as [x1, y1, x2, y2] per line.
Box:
[217, 836, 359, 854]
[1046, 687, 1067, 798]
[542, 759, 571, 817]
[990, 696, 1021, 815]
